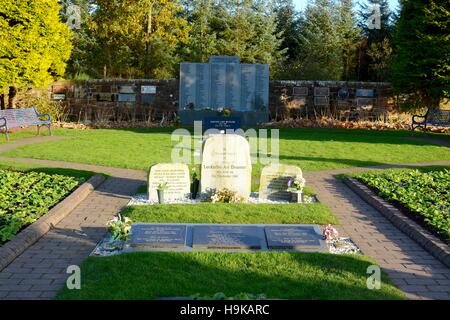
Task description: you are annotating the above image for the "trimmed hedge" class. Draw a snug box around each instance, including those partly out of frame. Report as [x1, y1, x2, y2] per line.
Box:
[356, 169, 450, 244]
[0, 170, 84, 244]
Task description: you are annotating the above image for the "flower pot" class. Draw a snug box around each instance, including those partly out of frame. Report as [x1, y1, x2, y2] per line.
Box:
[157, 189, 165, 204]
[290, 192, 304, 203]
[191, 179, 199, 199]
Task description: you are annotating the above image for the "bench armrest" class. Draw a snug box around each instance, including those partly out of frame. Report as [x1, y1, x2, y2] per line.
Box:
[0, 117, 6, 127]
[36, 112, 52, 122]
[412, 114, 427, 123]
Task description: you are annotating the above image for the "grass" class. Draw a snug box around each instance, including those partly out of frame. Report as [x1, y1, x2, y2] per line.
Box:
[123, 203, 339, 225]
[1, 128, 449, 174]
[56, 252, 404, 300]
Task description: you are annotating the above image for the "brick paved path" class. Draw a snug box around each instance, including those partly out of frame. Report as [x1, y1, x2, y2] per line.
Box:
[0, 137, 449, 299]
[0, 158, 146, 300]
[305, 161, 450, 300]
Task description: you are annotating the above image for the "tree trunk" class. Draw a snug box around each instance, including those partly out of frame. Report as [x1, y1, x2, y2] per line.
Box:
[0, 94, 5, 110]
[8, 86, 17, 109]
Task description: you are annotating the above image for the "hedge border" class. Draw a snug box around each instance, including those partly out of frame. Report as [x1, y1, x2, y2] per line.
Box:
[0, 174, 106, 271]
[343, 177, 450, 268]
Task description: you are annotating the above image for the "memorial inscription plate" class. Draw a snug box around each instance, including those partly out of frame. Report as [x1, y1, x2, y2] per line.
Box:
[192, 225, 265, 249]
[148, 163, 190, 202]
[130, 224, 187, 248]
[259, 164, 303, 201]
[314, 96, 329, 106]
[355, 89, 374, 97]
[265, 225, 326, 250]
[293, 87, 308, 96]
[314, 87, 330, 97]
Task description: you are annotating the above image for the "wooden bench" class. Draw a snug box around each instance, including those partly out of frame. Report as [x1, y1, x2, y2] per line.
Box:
[412, 109, 450, 131]
[0, 107, 52, 141]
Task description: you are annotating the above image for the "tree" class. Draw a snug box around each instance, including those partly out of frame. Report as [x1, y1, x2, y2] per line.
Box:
[391, 0, 450, 109]
[182, 0, 218, 63]
[0, 0, 73, 108]
[297, 0, 343, 80]
[367, 37, 392, 81]
[337, 0, 359, 80]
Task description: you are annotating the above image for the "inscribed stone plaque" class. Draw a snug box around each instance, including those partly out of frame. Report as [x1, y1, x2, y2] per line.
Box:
[118, 85, 135, 94]
[97, 93, 114, 101]
[210, 63, 227, 108]
[293, 87, 308, 96]
[265, 226, 326, 250]
[192, 225, 264, 249]
[195, 63, 210, 109]
[141, 86, 156, 94]
[204, 116, 241, 132]
[141, 95, 156, 105]
[148, 163, 190, 202]
[52, 93, 66, 101]
[210, 56, 240, 64]
[355, 89, 374, 97]
[240, 64, 256, 111]
[314, 96, 329, 106]
[255, 64, 269, 110]
[225, 63, 241, 109]
[259, 164, 303, 201]
[180, 63, 197, 109]
[201, 134, 252, 199]
[130, 224, 187, 248]
[314, 87, 330, 97]
[118, 93, 136, 102]
[293, 97, 307, 106]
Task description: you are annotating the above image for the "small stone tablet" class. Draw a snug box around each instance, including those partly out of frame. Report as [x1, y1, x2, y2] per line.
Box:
[192, 225, 264, 249]
[265, 226, 326, 250]
[130, 224, 187, 248]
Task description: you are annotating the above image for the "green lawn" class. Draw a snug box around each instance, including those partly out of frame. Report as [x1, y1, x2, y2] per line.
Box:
[2, 128, 449, 174]
[56, 252, 404, 300]
[123, 203, 339, 225]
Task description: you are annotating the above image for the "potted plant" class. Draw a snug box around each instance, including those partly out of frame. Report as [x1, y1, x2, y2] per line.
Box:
[105, 214, 132, 251]
[191, 167, 200, 199]
[287, 176, 306, 203]
[156, 182, 168, 204]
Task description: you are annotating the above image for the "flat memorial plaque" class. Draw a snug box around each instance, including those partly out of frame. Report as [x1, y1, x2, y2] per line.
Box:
[265, 226, 326, 250]
[293, 87, 308, 96]
[130, 224, 187, 248]
[193, 225, 264, 249]
[314, 96, 329, 106]
[141, 86, 156, 94]
[314, 87, 330, 97]
[355, 89, 374, 97]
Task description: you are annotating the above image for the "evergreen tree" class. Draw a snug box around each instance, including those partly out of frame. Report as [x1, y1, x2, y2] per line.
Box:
[0, 0, 73, 108]
[298, 0, 343, 80]
[391, 0, 450, 109]
[358, 0, 394, 43]
[337, 0, 359, 80]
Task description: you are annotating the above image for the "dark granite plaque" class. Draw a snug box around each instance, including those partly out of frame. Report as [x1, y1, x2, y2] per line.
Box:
[195, 63, 210, 109]
[193, 225, 264, 249]
[314, 96, 329, 106]
[293, 87, 308, 96]
[141, 95, 156, 105]
[204, 116, 241, 132]
[240, 64, 256, 111]
[265, 226, 324, 250]
[118, 93, 136, 102]
[314, 87, 330, 97]
[130, 224, 187, 248]
[180, 63, 197, 109]
[355, 89, 374, 97]
[210, 56, 240, 64]
[255, 64, 269, 110]
[225, 63, 241, 109]
[210, 63, 227, 108]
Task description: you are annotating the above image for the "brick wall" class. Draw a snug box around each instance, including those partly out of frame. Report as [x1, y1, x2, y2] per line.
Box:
[45, 79, 395, 122]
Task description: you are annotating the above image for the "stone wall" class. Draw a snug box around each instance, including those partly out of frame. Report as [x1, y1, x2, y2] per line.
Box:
[44, 79, 395, 122]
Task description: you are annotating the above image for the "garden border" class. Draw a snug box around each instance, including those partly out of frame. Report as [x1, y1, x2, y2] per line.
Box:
[0, 174, 106, 271]
[343, 177, 450, 268]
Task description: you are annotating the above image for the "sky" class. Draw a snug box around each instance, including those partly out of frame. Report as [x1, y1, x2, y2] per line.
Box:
[292, 0, 400, 12]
